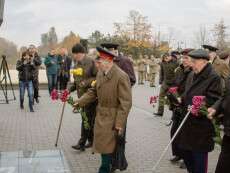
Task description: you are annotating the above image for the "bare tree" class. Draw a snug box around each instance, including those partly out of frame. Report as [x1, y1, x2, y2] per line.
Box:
[194, 25, 210, 48]
[213, 19, 228, 51]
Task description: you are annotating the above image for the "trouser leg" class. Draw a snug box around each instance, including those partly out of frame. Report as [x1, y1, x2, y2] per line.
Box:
[170, 118, 181, 156]
[181, 150, 193, 173]
[27, 81, 34, 111]
[19, 81, 25, 107]
[157, 85, 167, 114]
[215, 135, 230, 173]
[86, 103, 96, 144]
[99, 154, 112, 173]
[138, 72, 142, 84]
[47, 75, 52, 94]
[193, 152, 208, 173]
[32, 79, 39, 99]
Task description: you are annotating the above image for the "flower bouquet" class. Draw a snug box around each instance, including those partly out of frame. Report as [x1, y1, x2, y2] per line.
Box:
[167, 87, 181, 109]
[149, 96, 159, 107]
[70, 68, 83, 76]
[191, 96, 222, 146]
[51, 89, 90, 130]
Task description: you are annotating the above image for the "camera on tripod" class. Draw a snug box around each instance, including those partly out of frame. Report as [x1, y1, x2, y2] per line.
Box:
[0, 54, 16, 104]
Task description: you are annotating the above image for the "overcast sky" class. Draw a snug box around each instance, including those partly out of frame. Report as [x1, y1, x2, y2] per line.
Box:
[0, 0, 230, 48]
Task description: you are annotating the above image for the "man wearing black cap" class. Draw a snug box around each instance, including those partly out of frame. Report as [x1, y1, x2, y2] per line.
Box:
[73, 47, 132, 173]
[202, 45, 230, 91]
[177, 49, 222, 173]
[69, 43, 97, 151]
[100, 43, 136, 86]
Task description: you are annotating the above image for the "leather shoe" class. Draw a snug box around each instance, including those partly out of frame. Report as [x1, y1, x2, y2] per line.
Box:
[72, 144, 85, 151]
[85, 142, 93, 148]
[170, 156, 181, 163]
[154, 112, 163, 117]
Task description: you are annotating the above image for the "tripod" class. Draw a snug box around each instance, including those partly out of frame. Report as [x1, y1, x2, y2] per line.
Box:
[0, 55, 16, 103]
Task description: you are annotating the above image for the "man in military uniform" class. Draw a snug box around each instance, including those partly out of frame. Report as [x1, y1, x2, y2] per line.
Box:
[137, 55, 146, 85]
[28, 44, 42, 103]
[69, 43, 97, 151]
[149, 55, 159, 87]
[73, 47, 132, 173]
[219, 51, 230, 67]
[100, 43, 136, 86]
[154, 53, 179, 116]
[203, 45, 230, 92]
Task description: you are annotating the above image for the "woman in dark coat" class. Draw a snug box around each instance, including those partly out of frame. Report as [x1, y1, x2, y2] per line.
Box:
[178, 49, 222, 173]
[208, 79, 230, 173]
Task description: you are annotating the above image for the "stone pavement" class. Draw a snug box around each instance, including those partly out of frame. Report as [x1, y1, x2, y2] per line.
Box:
[0, 83, 220, 173]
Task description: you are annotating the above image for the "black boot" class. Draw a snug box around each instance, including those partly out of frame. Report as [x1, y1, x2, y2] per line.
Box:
[20, 100, 24, 109]
[170, 156, 181, 163]
[72, 144, 85, 151]
[85, 141, 93, 148]
[35, 98, 39, 103]
[72, 139, 85, 151]
[154, 112, 163, 117]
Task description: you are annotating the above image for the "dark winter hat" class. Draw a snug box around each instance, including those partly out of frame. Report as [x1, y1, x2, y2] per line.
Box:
[181, 48, 194, 55]
[162, 52, 170, 58]
[188, 49, 209, 60]
[100, 43, 119, 50]
[202, 45, 219, 52]
[72, 43, 86, 54]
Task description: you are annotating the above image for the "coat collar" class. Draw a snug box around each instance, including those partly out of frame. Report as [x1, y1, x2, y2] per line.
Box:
[97, 65, 117, 88]
[185, 63, 212, 94]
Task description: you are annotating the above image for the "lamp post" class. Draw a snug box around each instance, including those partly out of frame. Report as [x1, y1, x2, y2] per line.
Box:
[0, 0, 4, 27]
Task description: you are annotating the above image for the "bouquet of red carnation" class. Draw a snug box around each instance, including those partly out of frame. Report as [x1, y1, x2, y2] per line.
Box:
[149, 96, 159, 107]
[167, 87, 181, 107]
[191, 96, 208, 117]
[51, 89, 72, 103]
[51, 89, 59, 100]
[60, 90, 70, 102]
[191, 96, 222, 146]
[50, 89, 90, 130]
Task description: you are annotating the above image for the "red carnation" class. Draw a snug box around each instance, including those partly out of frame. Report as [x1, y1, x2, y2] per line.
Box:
[51, 89, 59, 100]
[191, 96, 206, 116]
[60, 89, 70, 102]
[168, 87, 178, 94]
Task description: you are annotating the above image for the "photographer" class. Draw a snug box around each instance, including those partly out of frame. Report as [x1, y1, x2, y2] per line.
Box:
[28, 44, 42, 103]
[16, 51, 35, 112]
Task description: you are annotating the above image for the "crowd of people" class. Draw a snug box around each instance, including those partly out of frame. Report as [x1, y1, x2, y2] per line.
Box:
[151, 45, 230, 173]
[15, 41, 230, 173]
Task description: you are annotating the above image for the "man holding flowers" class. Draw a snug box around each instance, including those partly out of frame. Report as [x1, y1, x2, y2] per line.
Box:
[177, 49, 222, 173]
[68, 43, 97, 151]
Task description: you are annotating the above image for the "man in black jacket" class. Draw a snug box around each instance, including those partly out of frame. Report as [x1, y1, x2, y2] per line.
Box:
[178, 49, 222, 173]
[207, 79, 230, 173]
[16, 51, 36, 112]
[57, 48, 72, 90]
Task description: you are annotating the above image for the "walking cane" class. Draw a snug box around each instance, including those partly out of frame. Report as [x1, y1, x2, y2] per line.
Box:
[55, 102, 66, 147]
[152, 106, 192, 173]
